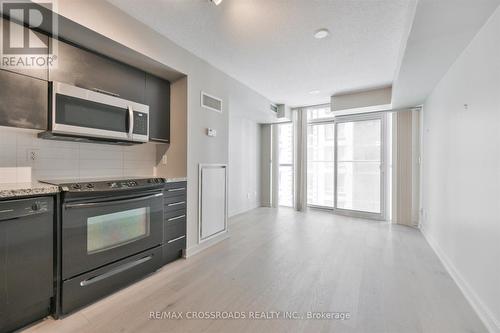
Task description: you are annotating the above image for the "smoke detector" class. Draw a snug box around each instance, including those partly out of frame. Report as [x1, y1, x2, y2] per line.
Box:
[314, 28, 330, 39]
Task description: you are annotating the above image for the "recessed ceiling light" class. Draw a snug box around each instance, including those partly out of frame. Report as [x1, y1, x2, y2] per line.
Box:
[211, 0, 223, 5]
[314, 28, 330, 39]
[309, 90, 321, 95]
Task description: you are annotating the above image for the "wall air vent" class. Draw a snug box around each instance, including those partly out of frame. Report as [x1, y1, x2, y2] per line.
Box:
[276, 104, 289, 119]
[201, 91, 223, 113]
[270, 104, 278, 113]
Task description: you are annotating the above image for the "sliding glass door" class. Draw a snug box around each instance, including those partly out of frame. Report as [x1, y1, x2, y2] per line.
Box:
[334, 114, 386, 220]
[307, 121, 335, 208]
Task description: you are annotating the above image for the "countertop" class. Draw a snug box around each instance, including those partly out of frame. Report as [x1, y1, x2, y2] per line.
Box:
[165, 177, 187, 183]
[0, 182, 60, 199]
[0, 178, 187, 199]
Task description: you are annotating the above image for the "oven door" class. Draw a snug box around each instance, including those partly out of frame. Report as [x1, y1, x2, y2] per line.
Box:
[62, 191, 163, 280]
[51, 82, 149, 143]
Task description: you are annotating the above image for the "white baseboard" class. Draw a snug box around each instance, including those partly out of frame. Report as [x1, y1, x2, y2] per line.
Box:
[420, 225, 500, 333]
[228, 204, 260, 219]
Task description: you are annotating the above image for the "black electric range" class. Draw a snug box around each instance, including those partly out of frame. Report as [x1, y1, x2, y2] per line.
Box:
[41, 177, 166, 315]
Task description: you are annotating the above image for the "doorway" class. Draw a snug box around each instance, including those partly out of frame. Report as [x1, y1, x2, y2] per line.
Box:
[304, 106, 387, 220]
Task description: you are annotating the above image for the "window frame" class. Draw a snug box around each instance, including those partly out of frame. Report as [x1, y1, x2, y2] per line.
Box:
[305, 103, 336, 209]
[333, 112, 387, 220]
[277, 121, 295, 207]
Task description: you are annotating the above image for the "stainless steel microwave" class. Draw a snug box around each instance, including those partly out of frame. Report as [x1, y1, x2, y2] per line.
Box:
[47, 82, 149, 143]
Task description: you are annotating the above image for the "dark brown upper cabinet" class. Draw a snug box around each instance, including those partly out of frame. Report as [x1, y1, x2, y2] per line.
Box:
[0, 70, 48, 130]
[0, 18, 49, 81]
[146, 74, 170, 143]
[49, 39, 146, 104]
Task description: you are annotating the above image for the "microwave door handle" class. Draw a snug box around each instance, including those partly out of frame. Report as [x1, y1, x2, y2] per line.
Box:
[128, 105, 134, 139]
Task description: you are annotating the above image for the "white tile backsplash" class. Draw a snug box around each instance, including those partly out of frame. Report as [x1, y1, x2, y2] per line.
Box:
[0, 144, 16, 167]
[0, 126, 158, 183]
[0, 167, 18, 183]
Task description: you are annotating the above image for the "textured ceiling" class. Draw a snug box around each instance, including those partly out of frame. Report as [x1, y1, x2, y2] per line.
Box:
[108, 0, 411, 107]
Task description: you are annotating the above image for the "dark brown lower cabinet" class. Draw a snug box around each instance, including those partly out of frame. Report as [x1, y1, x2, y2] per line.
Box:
[162, 181, 187, 264]
[0, 70, 48, 130]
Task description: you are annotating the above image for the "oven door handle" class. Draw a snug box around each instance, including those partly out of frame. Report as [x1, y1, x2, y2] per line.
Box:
[65, 193, 163, 209]
[80, 255, 153, 287]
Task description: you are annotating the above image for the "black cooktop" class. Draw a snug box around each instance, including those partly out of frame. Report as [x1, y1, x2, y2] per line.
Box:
[40, 177, 165, 193]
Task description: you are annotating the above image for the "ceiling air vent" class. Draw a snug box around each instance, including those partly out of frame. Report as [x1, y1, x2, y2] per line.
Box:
[201, 92, 223, 113]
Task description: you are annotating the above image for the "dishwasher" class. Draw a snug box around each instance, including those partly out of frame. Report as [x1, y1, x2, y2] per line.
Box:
[0, 197, 54, 333]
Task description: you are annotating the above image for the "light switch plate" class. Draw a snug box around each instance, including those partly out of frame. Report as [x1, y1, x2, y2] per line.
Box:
[207, 128, 217, 137]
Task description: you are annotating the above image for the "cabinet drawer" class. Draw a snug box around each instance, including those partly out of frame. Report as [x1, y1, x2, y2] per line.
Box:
[162, 236, 185, 265]
[164, 209, 186, 224]
[62, 246, 162, 315]
[164, 215, 186, 243]
[164, 182, 187, 194]
[164, 195, 186, 212]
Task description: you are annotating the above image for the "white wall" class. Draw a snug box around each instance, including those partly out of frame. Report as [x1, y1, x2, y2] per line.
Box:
[0, 126, 156, 183]
[421, 6, 500, 331]
[51, 0, 272, 254]
[228, 115, 260, 217]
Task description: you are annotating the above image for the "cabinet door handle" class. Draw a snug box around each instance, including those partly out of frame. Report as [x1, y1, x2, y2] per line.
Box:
[168, 201, 185, 207]
[93, 88, 120, 97]
[168, 188, 185, 192]
[167, 214, 185, 222]
[151, 138, 169, 143]
[168, 235, 185, 244]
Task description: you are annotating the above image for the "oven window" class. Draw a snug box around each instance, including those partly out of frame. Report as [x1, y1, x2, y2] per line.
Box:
[87, 207, 150, 254]
[56, 94, 128, 132]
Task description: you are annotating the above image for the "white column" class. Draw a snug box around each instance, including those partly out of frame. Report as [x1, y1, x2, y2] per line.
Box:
[294, 108, 308, 211]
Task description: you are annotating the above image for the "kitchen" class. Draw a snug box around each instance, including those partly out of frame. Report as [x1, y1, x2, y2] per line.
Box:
[0, 2, 194, 332]
[2, 0, 498, 332]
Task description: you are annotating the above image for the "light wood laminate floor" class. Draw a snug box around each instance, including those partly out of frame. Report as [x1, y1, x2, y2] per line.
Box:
[24, 208, 486, 333]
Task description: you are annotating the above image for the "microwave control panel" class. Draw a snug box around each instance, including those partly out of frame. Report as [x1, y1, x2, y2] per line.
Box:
[133, 111, 148, 135]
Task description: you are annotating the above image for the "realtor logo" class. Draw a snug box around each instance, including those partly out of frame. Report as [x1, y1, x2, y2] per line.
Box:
[1, 0, 58, 69]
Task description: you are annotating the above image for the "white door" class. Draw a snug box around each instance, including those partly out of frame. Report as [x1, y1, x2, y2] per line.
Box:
[199, 165, 227, 242]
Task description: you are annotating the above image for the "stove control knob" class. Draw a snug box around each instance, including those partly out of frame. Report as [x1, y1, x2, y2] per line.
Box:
[31, 203, 40, 211]
[72, 184, 82, 190]
[86, 183, 94, 189]
[109, 182, 118, 188]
